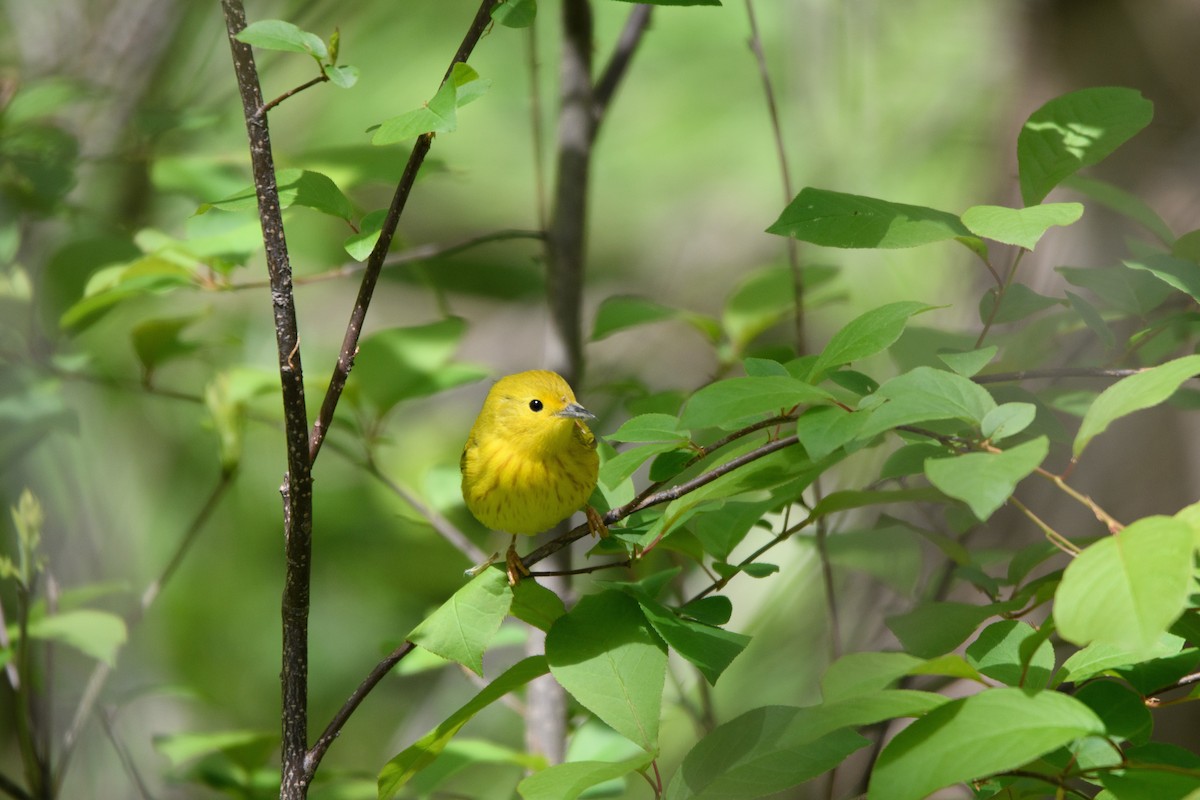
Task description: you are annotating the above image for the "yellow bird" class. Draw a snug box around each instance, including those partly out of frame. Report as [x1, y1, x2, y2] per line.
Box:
[460, 370, 604, 584]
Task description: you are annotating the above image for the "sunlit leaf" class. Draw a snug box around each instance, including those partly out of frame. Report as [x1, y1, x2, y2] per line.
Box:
[1074, 355, 1200, 456]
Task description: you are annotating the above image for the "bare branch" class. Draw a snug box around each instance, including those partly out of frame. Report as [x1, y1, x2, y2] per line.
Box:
[593, 5, 653, 124]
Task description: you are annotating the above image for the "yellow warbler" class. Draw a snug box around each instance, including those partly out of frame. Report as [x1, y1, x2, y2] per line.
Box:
[460, 370, 603, 583]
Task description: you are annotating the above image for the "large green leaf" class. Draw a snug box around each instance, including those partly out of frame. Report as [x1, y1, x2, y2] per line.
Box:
[856, 367, 997, 439]
[235, 19, 327, 58]
[1055, 516, 1195, 648]
[679, 375, 832, 430]
[1017, 87, 1153, 206]
[964, 620, 1055, 689]
[1073, 355, 1200, 456]
[810, 301, 933, 382]
[868, 688, 1106, 800]
[26, 609, 127, 666]
[768, 188, 969, 249]
[407, 568, 511, 676]
[378, 657, 549, 799]
[546, 591, 666, 751]
[886, 601, 1014, 659]
[1124, 254, 1200, 302]
[961, 203, 1083, 250]
[924, 436, 1048, 521]
[635, 596, 750, 685]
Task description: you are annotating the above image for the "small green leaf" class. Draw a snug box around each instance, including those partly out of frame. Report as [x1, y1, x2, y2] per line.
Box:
[372, 80, 458, 145]
[1058, 264, 1173, 316]
[1066, 290, 1115, 350]
[510, 579, 566, 632]
[1074, 355, 1200, 456]
[768, 188, 969, 249]
[343, 208, 388, 261]
[408, 568, 512, 675]
[351, 318, 487, 415]
[546, 591, 666, 751]
[201, 168, 355, 221]
[961, 203, 1083, 249]
[978, 283, 1062, 324]
[153, 729, 276, 768]
[519, 752, 655, 800]
[235, 20, 327, 58]
[450, 63, 490, 107]
[323, 63, 359, 89]
[635, 597, 750, 685]
[679, 596, 732, 626]
[27, 609, 127, 666]
[131, 314, 202, 376]
[378, 657, 550, 799]
[608, 413, 689, 444]
[1017, 87, 1153, 206]
[600, 441, 684, 489]
[965, 620, 1055, 688]
[981, 402, 1037, 441]
[1075, 680, 1152, 743]
[592, 295, 717, 343]
[1055, 516, 1195, 648]
[868, 688, 1105, 800]
[925, 437, 1048, 520]
[679, 376, 832, 430]
[492, 0, 538, 27]
[721, 264, 799, 349]
[811, 301, 933, 382]
[1060, 635, 1184, 684]
[937, 346, 997, 377]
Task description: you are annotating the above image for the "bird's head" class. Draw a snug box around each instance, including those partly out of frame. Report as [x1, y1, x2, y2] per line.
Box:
[482, 370, 594, 452]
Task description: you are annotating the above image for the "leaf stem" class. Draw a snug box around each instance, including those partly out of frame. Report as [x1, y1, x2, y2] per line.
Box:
[1035, 468, 1124, 533]
[1009, 496, 1081, 555]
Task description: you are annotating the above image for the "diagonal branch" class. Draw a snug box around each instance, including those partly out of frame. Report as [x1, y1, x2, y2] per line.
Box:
[593, 4, 653, 125]
[308, 0, 501, 464]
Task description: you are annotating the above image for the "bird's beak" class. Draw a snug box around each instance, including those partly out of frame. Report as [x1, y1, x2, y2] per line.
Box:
[555, 401, 595, 421]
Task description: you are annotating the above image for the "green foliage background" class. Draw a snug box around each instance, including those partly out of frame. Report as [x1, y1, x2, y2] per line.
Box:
[4, 1, 1200, 799]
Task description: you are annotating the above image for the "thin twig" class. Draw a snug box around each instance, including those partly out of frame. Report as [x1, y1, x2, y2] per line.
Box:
[975, 249, 1027, 348]
[1009, 496, 1081, 556]
[98, 710, 156, 800]
[592, 4, 653, 124]
[305, 642, 416, 776]
[308, 0, 501, 464]
[1035, 468, 1124, 533]
[260, 74, 328, 118]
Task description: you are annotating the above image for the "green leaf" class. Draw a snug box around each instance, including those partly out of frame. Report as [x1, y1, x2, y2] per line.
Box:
[887, 602, 1017, 659]
[768, 188, 969, 249]
[1075, 680, 1153, 743]
[1124, 254, 1200, 302]
[600, 441, 684, 490]
[822, 525, 924, 595]
[821, 651, 923, 702]
[721, 264, 808, 349]
[937, 346, 997, 377]
[235, 20, 327, 58]
[978, 283, 1062, 324]
[343, 208, 388, 261]
[323, 63, 359, 89]
[1063, 175, 1174, 245]
[961, 203, 1083, 249]
[608, 413, 689, 444]
[201, 168, 355, 221]
[153, 729, 276, 768]
[965, 620, 1055, 689]
[519, 751, 655, 800]
[378, 657, 549, 799]
[546, 591, 666, 751]
[1100, 743, 1200, 800]
[635, 597, 750, 685]
[351, 318, 487, 415]
[981, 402, 1037, 441]
[1060, 635, 1185, 684]
[492, 0, 538, 27]
[1073, 355, 1200, 457]
[679, 596, 732, 626]
[810, 301, 933, 382]
[664, 704, 869, 800]
[131, 313, 202, 376]
[449, 62, 490, 107]
[856, 366, 996, 439]
[794, 405, 868, 460]
[592, 295, 717, 343]
[868, 688, 1105, 800]
[679, 376, 832, 430]
[372, 79, 458, 145]
[924, 436, 1048, 520]
[510, 579, 565, 632]
[1055, 516, 1195, 648]
[26, 609, 127, 666]
[408, 568, 511, 676]
[1066, 290, 1115, 350]
[1058, 264, 1173, 316]
[1017, 87, 1154, 206]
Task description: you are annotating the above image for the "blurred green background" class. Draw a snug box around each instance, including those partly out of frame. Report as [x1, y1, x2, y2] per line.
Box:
[2, 0, 1199, 797]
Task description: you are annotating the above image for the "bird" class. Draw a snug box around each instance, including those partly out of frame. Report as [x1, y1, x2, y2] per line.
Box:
[460, 370, 605, 584]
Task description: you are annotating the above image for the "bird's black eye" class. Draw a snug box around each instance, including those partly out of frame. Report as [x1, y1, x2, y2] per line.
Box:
[529, 399, 544, 412]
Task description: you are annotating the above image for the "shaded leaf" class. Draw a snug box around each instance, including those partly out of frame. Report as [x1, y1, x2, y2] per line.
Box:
[680, 376, 831, 430]
[519, 752, 655, 800]
[811, 301, 934, 381]
[768, 188, 969, 249]
[408, 568, 511, 675]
